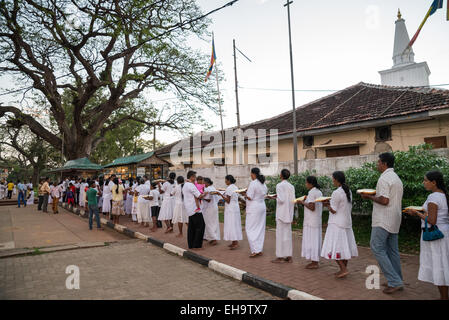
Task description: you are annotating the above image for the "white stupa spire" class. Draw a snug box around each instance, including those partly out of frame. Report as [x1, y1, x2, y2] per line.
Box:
[379, 9, 430, 87]
[392, 9, 415, 67]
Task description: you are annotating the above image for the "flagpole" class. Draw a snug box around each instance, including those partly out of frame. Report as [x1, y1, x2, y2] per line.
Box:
[215, 60, 228, 176]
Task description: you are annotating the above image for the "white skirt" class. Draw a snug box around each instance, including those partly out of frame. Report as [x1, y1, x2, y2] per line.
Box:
[125, 196, 133, 214]
[418, 226, 449, 286]
[203, 205, 221, 241]
[245, 202, 266, 254]
[321, 224, 358, 260]
[158, 197, 174, 221]
[302, 225, 322, 262]
[223, 204, 243, 241]
[172, 201, 188, 224]
[102, 194, 111, 212]
[276, 220, 292, 258]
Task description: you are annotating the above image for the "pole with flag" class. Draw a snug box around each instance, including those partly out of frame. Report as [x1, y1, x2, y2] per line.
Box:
[403, 0, 444, 54]
[205, 33, 228, 175]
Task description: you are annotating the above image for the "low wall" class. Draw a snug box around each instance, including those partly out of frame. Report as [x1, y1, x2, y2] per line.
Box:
[171, 149, 449, 189]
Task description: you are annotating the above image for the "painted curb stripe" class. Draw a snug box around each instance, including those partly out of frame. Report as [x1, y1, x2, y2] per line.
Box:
[163, 243, 186, 256]
[147, 237, 164, 248]
[123, 228, 135, 238]
[183, 250, 210, 266]
[106, 221, 115, 229]
[242, 272, 293, 299]
[287, 289, 323, 300]
[134, 232, 149, 241]
[208, 260, 246, 281]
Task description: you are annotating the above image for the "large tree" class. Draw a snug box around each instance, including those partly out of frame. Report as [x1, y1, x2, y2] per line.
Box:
[0, 0, 222, 160]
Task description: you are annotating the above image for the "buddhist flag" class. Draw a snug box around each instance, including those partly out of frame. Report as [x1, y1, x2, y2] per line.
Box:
[405, 0, 444, 51]
[205, 35, 216, 82]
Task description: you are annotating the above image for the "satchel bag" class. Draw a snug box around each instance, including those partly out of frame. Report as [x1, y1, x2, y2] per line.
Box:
[422, 216, 445, 242]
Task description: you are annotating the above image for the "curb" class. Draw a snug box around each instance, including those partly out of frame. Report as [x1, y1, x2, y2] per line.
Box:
[59, 203, 323, 300]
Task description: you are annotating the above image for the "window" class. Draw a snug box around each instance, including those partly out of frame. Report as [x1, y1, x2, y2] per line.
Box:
[424, 136, 447, 149]
[303, 136, 314, 148]
[326, 146, 360, 158]
[375, 126, 392, 142]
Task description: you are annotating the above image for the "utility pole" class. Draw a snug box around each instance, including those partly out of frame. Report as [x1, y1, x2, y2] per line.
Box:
[284, 0, 298, 175]
[153, 124, 156, 151]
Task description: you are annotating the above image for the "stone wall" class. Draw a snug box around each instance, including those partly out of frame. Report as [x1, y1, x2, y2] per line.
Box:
[171, 149, 449, 189]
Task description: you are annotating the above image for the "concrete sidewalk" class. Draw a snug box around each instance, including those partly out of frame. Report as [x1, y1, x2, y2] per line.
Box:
[100, 212, 437, 300]
[0, 204, 127, 251]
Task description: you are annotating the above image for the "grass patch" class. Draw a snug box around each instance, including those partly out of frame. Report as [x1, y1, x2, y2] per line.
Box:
[218, 205, 420, 255]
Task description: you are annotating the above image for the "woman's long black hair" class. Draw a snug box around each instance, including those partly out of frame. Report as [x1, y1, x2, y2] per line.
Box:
[425, 170, 449, 209]
[177, 176, 185, 200]
[306, 176, 320, 189]
[225, 175, 236, 184]
[332, 171, 351, 202]
[251, 167, 265, 184]
[113, 178, 119, 194]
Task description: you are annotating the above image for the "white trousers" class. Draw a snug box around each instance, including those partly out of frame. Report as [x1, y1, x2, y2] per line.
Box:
[276, 220, 292, 258]
[137, 202, 150, 223]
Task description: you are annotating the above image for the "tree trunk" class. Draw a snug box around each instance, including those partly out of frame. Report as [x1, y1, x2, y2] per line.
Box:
[32, 165, 40, 186]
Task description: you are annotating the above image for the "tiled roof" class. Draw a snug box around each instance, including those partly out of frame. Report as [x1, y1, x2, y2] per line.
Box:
[155, 82, 449, 155]
[103, 152, 155, 168]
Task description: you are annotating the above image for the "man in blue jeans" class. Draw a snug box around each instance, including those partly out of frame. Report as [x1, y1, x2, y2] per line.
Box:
[362, 153, 404, 294]
[86, 181, 104, 230]
[17, 180, 26, 208]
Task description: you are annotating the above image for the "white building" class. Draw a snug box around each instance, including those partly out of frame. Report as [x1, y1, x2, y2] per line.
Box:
[379, 10, 431, 87]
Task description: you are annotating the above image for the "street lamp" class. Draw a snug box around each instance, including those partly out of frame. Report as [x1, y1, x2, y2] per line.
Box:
[284, 0, 298, 175]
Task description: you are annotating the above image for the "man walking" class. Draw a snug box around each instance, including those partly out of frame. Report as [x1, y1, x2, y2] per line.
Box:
[361, 152, 404, 294]
[37, 179, 44, 210]
[183, 171, 205, 250]
[86, 181, 103, 230]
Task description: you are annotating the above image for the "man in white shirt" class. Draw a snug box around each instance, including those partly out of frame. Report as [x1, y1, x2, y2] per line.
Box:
[183, 171, 205, 250]
[361, 152, 404, 294]
[269, 169, 295, 263]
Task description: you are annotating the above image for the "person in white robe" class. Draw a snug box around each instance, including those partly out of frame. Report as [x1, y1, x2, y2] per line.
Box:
[131, 180, 139, 222]
[269, 169, 295, 263]
[135, 179, 151, 227]
[321, 171, 358, 279]
[202, 178, 221, 245]
[124, 179, 134, 215]
[0, 181, 6, 200]
[245, 168, 268, 257]
[218, 175, 242, 250]
[158, 172, 176, 233]
[171, 176, 189, 237]
[26, 187, 35, 206]
[296, 176, 323, 268]
[79, 180, 86, 208]
[102, 180, 112, 216]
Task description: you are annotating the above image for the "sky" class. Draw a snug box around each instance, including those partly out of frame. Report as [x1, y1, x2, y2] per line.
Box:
[1, 0, 448, 146]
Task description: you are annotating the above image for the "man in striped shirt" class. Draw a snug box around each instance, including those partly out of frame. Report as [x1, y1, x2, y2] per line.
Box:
[362, 152, 404, 294]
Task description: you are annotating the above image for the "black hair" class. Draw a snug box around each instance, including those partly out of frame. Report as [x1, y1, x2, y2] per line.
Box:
[379, 152, 395, 168]
[251, 167, 265, 184]
[306, 176, 320, 189]
[280, 169, 291, 180]
[197, 176, 204, 181]
[187, 170, 196, 180]
[425, 170, 449, 210]
[204, 178, 213, 185]
[168, 172, 176, 183]
[177, 176, 185, 200]
[89, 181, 96, 188]
[332, 171, 351, 202]
[113, 178, 120, 194]
[225, 175, 236, 184]
[151, 182, 157, 188]
[138, 178, 144, 185]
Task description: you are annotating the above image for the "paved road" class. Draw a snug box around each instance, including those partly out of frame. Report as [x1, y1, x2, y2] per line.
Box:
[0, 240, 276, 300]
[0, 204, 126, 250]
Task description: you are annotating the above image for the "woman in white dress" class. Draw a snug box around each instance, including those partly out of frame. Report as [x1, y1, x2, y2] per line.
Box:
[245, 168, 268, 258]
[171, 176, 189, 237]
[125, 178, 134, 215]
[321, 171, 358, 279]
[202, 178, 221, 245]
[130, 180, 139, 222]
[101, 179, 112, 215]
[218, 175, 242, 250]
[404, 170, 449, 300]
[26, 187, 35, 205]
[297, 176, 323, 269]
[79, 179, 86, 208]
[158, 172, 176, 233]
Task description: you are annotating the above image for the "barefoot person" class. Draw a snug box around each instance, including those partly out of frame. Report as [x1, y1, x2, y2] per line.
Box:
[202, 178, 221, 246]
[245, 168, 268, 258]
[183, 171, 205, 250]
[172, 176, 189, 237]
[321, 171, 358, 279]
[111, 177, 125, 225]
[135, 178, 151, 227]
[297, 176, 323, 269]
[158, 172, 176, 233]
[270, 169, 295, 264]
[404, 171, 449, 300]
[150, 182, 161, 232]
[218, 175, 243, 250]
[361, 152, 404, 294]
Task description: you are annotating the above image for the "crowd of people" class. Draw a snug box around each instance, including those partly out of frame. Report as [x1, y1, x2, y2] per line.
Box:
[0, 179, 34, 206]
[2, 151, 448, 299]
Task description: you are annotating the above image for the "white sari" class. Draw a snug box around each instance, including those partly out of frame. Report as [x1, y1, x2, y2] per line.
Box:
[245, 179, 268, 254]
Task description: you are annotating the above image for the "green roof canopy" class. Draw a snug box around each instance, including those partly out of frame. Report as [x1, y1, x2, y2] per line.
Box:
[48, 157, 103, 172]
[103, 152, 155, 168]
